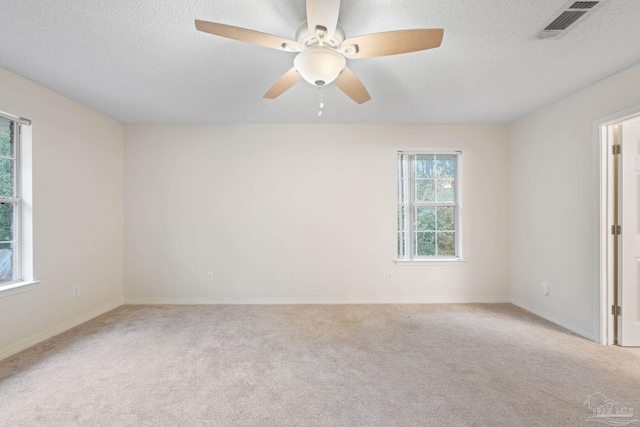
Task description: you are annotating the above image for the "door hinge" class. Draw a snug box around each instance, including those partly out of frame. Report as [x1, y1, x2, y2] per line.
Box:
[612, 144, 621, 155]
[611, 225, 621, 235]
[611, 305, 622, 316]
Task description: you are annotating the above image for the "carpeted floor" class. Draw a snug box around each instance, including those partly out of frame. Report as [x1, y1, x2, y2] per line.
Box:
[0, 304, 639, 426]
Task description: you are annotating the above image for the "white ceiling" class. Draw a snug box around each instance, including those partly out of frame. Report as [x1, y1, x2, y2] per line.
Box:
[1, 0, 639, 124]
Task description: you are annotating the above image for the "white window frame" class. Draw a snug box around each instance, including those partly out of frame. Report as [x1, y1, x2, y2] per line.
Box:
[0, 110, 36, 296]
[0, 119, 21, 284]
[397, 151, 462, 261]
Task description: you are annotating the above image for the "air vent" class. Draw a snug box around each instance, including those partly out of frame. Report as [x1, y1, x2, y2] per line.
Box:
[532, 0, 607, 40]
[569, 2, 599, 9]
[544, 10, 587, 31]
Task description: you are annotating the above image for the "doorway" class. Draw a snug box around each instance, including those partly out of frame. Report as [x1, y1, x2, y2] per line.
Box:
[599, 107, 640, 346]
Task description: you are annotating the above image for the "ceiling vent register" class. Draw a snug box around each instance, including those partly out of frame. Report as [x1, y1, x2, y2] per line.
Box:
[534, 0, 606, 40]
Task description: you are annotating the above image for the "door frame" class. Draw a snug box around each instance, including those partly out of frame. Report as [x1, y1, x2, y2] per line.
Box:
[596, 104, 640, 345]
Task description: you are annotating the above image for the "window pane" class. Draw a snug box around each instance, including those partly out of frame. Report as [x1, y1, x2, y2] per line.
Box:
[398, 152, 459, 260]
[437, 232, 455, 256]
[0, 158, 14, 197]
[416, 206, 435, 230]
[0, 203, 14, 241]
[0, 242, 13, 281]
[398, 179, 407, 204]
[398, 232, 405, 257]
[398, 205, 407, 232]
[435, 155, 455, 178]
[0, 123, 12, 158]
[436, 179, 455, 202]
[415, 179, 435, 202]
[415, 154, 435, 178]
[436, 206, 455, 231]
[416, 232, 435, 256]
[398, 155, 408, 204]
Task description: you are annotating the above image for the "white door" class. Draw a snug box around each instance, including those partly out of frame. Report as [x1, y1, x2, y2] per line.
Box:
[619, 120, 640, 345]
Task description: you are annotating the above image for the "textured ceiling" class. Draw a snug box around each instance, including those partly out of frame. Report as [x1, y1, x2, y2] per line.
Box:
[1, 0, 640, 124]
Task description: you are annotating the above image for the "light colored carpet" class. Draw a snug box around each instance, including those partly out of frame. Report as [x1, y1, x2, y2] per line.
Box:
[623, 346, 640, 357]
[0, 304, 639, 426]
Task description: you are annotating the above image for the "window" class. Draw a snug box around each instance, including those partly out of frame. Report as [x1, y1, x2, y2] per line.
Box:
[398, 152, 460, 260]
[0, 116, 22, 284]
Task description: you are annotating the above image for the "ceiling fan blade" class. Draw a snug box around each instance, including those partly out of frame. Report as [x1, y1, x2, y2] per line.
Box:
[342, 29, 444, 59]
[306, 0, 341, 42]
[195, 20, 300, 52]
[334, 67, 371, 104]
[263, 68, 302, 99]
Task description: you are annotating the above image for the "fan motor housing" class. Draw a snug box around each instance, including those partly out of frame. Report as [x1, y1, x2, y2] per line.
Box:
[295, 22, 345, 50]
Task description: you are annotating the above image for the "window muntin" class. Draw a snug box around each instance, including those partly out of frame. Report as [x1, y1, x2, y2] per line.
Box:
[0, 117, 20, 283]
[398, 152, 460, 259]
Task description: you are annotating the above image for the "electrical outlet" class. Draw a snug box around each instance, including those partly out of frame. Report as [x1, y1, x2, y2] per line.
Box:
[72, 286, 80, 298]
[206, 272, 213, 282]
[273, 273, 280, 282]
[386, 272, 393, 281]
[541, 282, 549, 296]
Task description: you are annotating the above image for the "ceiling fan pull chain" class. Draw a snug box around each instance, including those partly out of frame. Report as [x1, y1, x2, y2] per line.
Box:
[318, 86, 324, 117]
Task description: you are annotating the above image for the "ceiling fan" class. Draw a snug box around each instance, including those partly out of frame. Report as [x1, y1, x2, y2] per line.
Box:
[195, 0, 444, 105]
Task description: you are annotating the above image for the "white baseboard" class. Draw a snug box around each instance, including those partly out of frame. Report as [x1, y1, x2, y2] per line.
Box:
[511, 297, 596, 342]
[125, 296, 511, 305]
[0, 298, 124, 362]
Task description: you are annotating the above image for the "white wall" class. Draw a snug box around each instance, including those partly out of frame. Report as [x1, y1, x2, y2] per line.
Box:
[0, 67, 124, 359]
[2, 58, 636, 355]
[124, 124, 510, 304]
[509, 63, 640, 341]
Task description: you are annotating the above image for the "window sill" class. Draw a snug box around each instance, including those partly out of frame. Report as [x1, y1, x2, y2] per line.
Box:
[394, 259, 466, 266]
[0, 280, 40, 298]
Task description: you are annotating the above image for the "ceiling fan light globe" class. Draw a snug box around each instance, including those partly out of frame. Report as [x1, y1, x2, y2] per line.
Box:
[294, 47, 346, 86]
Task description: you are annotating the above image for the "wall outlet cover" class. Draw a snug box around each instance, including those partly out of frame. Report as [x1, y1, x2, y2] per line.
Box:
[541, 282, 549, 295]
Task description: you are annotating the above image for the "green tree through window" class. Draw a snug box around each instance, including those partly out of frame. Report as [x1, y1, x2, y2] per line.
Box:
[0, 122, 16, 280]
[398, 152, 460, 259]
